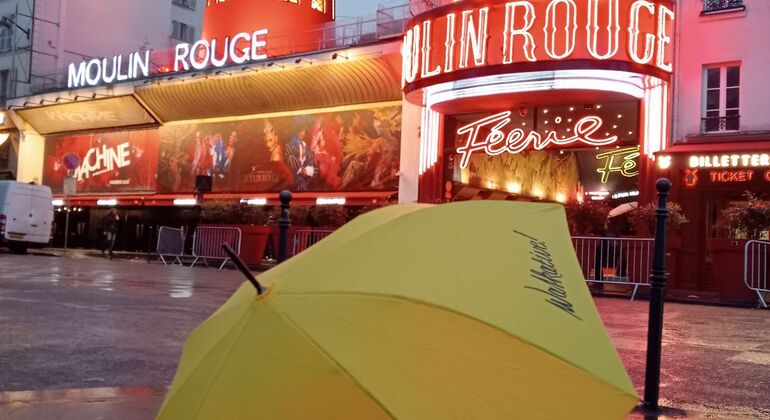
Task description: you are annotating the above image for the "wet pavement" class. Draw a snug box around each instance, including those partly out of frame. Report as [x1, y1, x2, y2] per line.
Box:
[0, 253, 768, 419]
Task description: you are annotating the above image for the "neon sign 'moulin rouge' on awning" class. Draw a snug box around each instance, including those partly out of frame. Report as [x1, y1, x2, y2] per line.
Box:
[456, 111, 618, 168]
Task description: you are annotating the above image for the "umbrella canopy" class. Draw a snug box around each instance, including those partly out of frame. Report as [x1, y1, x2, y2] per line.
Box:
[609, 201, 639, 218]
[157, 201, 638, 420]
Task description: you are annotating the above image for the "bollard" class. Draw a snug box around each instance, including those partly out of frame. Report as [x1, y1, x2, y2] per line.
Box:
[643, 178, 672, 411]
[277, 190, 292, 263]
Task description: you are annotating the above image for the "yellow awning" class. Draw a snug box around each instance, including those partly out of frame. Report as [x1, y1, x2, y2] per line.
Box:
[136, 54, 402, 123]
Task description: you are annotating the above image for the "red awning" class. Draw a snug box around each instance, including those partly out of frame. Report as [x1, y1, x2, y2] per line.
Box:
[54, 191, 396, 207]
[660, 140, 770, 154]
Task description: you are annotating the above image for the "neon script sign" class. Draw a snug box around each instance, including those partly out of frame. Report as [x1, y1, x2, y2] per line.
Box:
[456, 111, 618, 168]
[595, 146, 639, 183]
[68, 29, 269, 89]
[403, 0, 675, 90]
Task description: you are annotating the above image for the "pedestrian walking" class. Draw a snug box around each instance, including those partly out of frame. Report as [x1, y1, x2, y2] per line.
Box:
[100, 208, 119, 259]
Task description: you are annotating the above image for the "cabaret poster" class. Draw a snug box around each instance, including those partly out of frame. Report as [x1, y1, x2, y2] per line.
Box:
[157, 105, 402, 193]
[43, 129, 159, 193]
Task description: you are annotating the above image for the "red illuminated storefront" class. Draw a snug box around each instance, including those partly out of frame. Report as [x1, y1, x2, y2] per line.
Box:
[403, 0, 674, 206]
[11, 0, 405, 251]
[656, 141, 770, 302]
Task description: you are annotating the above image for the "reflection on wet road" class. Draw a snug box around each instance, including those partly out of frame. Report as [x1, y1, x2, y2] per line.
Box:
[0, 254, 244, 394]
[0, 254, 768, 419]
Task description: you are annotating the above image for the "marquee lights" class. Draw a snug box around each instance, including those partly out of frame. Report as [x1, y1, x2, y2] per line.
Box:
[710, 170, 754, 183]
[174, 29, 268, 72]
[97, 199, 118, 207]
[688, 154, 770, 169]
[68, 51, 151, 89]
[317, 197, 346, 205]
[241, 198, 268, 206]
[68, 28, 269, 89]
[459, 7, 489, 69]
[545, 0, 578, 60]
[173, 198, 198, 206]
[503, 2, 537, 63]
[403, 0, 675, 90]
[586, 0, 620, 60]
[595, 146, 640, 183]
[611, 190, 639, 199]
[456, 111, 618, 168]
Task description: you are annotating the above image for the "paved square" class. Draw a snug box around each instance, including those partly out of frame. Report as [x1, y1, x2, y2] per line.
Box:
[0, 254, 768, 419]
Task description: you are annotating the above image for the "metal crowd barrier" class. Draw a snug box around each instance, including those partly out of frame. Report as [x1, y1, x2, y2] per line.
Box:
[744, 240, 770, 308]
[191, 227, 242, 270]
[571, 236, 655, 300]
[156, 226, 185, 265]
[292, 229, 335, 257]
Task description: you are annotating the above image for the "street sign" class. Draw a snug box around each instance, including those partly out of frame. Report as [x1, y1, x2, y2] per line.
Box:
[62, 153, 80, 171]
[63, 176, 76, 195]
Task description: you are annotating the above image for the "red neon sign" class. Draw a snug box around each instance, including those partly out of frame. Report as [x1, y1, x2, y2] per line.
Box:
[710, 170, 754, 183]
[456, 112, 618, 168]
[403, 0, 675, 93]
[684, 169, 698, 188]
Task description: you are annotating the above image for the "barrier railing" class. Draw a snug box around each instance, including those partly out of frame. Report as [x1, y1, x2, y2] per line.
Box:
[156, 226, 185, 265]
[571, 236, 655, 300]
[745, 240, 770, 308]
[292, 229, 335, 257]
[192, 227, 242, 270]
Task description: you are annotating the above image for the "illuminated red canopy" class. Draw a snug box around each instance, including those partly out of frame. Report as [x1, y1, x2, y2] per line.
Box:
[403, 0, 675, 96]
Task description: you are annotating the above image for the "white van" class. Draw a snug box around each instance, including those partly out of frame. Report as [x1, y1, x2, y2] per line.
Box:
[0, 181, 54, 253]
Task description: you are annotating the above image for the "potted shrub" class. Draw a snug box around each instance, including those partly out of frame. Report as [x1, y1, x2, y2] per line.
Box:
[310, 205, 350, 228]
[629, 201, 688, 290]
[630, 202, 688, 240]
[709, 192, 770, 303]
[355, 200, 396, 218]
[200, 200, 271, 267]
[565, 201, 611, 236]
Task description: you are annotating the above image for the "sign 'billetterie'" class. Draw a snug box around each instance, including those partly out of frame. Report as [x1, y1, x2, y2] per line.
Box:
[67, 29, 269, 89]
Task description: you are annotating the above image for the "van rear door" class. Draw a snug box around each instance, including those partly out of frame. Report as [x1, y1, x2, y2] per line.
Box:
[4, 184, 32, 242]
[27, 186, 53, 244]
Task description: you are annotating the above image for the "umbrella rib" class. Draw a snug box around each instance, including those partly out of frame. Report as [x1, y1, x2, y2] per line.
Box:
[164, 305, 256, 420]
[265, 299, 398, 420]
[276, 291, 638, 400]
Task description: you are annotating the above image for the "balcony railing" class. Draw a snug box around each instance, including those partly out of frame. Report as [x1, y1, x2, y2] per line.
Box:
[702, 115, 740, 133]
[703, 0, 745, 14]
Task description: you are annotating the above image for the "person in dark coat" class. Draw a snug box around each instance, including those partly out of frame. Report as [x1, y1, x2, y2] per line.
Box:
[100, 208, 120, 259]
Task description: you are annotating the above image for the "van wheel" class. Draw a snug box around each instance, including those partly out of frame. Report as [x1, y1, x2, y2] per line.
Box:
[10, 245, 28, 255]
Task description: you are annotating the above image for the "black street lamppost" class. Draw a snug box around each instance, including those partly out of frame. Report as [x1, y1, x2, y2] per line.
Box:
[643, 178, 672, 411]
[277, 190, 292, 263]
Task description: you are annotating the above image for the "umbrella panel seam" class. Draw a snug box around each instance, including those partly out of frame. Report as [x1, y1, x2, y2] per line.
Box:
[274, 291, 638, 401]
[265, 299, 398, 420]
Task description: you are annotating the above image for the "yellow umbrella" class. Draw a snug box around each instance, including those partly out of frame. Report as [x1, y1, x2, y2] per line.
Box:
[157, 201, 638, 420]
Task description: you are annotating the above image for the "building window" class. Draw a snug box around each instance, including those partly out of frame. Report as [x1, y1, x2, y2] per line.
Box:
[173, 0, 197, 10]
[703, 0, 745, 14]
[0, 70, 8, 102]
[703, 65, 740, 133]
[0, 15, 14, 53]
[171, 20, 196, 43]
